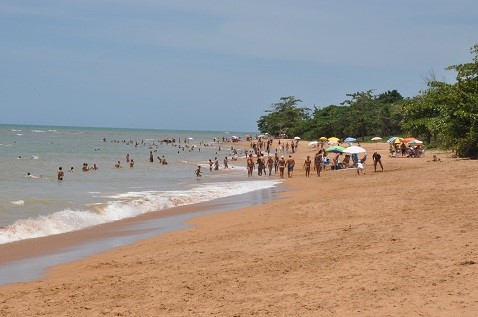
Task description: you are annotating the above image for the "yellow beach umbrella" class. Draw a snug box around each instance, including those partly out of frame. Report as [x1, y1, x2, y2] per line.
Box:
[319, 136, 328, 141]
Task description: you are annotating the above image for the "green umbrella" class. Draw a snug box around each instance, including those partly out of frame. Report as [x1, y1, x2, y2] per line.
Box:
[325, 145, 346, 153]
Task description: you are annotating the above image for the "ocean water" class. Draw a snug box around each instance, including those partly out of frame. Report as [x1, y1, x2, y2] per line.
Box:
[0, 124, 279, 244]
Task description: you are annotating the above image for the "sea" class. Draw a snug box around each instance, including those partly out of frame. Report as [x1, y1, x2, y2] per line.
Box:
[0, 124, 280, 245]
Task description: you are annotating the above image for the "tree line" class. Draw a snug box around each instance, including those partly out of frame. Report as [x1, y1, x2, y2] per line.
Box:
[257, 44, 478, 157]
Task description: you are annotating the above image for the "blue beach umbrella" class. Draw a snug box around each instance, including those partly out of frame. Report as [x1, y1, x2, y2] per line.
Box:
[387, 137, 399, 143]
[344, 137, 356, 143]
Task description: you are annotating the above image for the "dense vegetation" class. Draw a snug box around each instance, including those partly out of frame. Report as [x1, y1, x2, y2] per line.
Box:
[257, 44, 478, 157]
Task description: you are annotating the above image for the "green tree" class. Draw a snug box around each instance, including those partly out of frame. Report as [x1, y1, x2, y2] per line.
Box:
[440, 44, 478, 156]
[341, 90, 381, 140]
[303, 105, 349, 140]
[257, 96, 311, 137]
[402, 43, 478, 156]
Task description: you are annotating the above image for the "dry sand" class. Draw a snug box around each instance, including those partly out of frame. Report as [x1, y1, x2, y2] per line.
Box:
[0, 140, 477, 316]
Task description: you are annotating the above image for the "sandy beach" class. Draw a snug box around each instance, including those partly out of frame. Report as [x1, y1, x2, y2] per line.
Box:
[1, 140, 477, 316]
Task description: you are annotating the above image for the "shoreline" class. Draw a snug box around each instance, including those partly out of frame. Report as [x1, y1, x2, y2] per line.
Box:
[1, 141, 477, 316]
[0, 184, 283, 284]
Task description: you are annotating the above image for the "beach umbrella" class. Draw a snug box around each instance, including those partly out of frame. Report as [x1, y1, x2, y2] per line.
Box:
[188, 137, 194, 140]
[328, 137, 340, 145]
[294, 136, 301, 140]
[342, 145, 367, 154]
[393, 137, 404, 144]
[401, 137, 417, 144]
[258, 134, 266, 138]
[308, 141, 319, 148]
[371, 137, 382, 141]
[344, 137, 356, 143]
[319, 136, 328, 141]
[387, 137, 399, 143]
[407, 139, 423, 145]
[325, 145, 345, 153]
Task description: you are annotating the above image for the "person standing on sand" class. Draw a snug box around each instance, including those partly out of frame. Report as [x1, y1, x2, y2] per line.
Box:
[57, 167, 64, 180]
[278, 155, 286, 178]
[314, 151, 323, 177]
[355, 160, 365, 175]
[372, 151, 383, 172]
[286, 155, 295, 178]
[304, 155, 312, 177]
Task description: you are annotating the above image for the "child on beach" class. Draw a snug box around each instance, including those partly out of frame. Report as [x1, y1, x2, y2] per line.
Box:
[355, 160, 365, 175]
[195, 165, 202, 177]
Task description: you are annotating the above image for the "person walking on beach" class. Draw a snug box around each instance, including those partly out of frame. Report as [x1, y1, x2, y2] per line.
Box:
[267, 156, 274, 176]
[223, 156, 228, 168]
[314, 151, 323, 177]
[57, 167, 64, 180]
[286, 155, 295, 178]
[278, 155, 286, 178]
[372, 151, 383, 172]
[256, 155, 264, 176]
[304, 155, 312, 177]
[274, 152, 279, 174]
[247, 154, 255, 177]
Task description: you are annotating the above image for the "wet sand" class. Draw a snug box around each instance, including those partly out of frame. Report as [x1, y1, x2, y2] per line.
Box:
[0, 141, 477, 316]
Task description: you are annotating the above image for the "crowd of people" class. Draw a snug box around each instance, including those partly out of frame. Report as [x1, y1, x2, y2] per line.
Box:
[27, 134, 436, 182]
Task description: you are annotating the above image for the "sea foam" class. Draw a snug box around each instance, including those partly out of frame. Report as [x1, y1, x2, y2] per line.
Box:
[0, 180, 279, 244]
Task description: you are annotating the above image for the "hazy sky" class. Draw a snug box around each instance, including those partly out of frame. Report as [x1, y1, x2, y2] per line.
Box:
[1, 1, 477, 132]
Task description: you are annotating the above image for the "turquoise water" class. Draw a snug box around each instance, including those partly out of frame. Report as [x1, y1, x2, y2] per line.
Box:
[0, 124, 279, 244]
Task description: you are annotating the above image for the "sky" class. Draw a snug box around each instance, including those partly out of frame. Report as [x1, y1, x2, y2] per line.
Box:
[1, 1, 477, 132]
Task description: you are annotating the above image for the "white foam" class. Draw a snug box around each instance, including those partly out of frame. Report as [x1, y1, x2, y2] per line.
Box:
[11, 200, 24, 205]
[0, 180, 280, 244]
